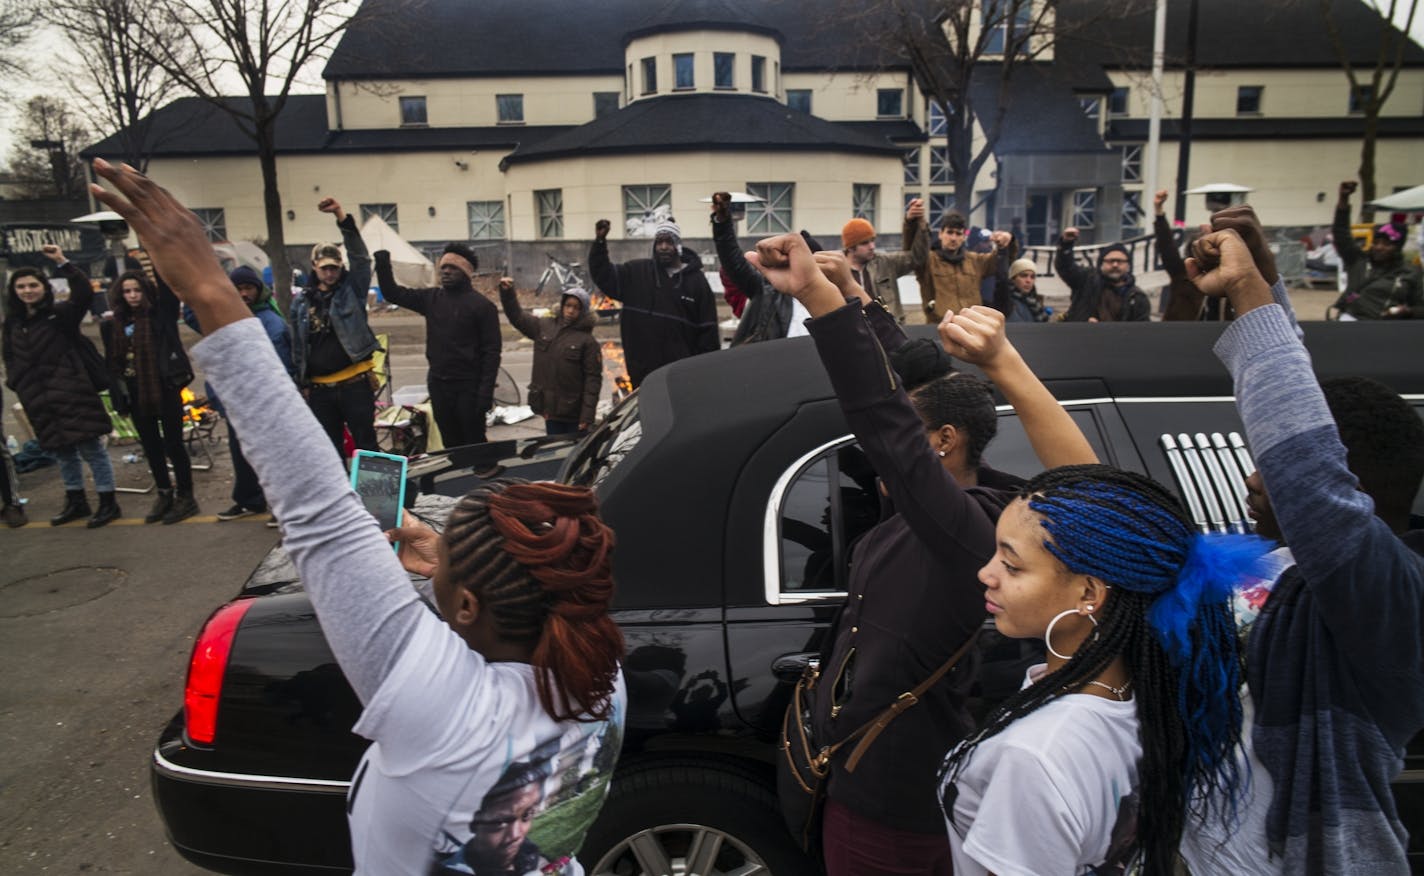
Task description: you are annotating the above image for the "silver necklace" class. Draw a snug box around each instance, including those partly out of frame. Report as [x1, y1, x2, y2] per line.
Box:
[1083, 679, 1132, 701]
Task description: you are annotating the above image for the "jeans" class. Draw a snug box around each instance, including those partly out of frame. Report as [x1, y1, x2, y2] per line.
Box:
[53, 436, 116, 493]
[428, 379, 488, 448]
[545, 419, 580, 436]
[228, 426, 266, 509]
[130, 381, 192, 492]
[308, 378, 378, 460]
[0, 435, 18, 505]
[822, 798, 952, 876]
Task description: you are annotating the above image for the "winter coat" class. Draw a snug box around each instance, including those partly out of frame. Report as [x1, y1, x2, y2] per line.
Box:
[1333, 206, 1423, 319]
[2, 262, 113, 449]
[712, 214, 794, 345]
[108, 274, 194, 398]
[1056, 240, 1151, 322]
[919, 240, 1013, 321]
[588, 239, 719, 387]
[289, 214, 378, 384]
[850, 217, 929, 322]
[499, 289, 601, 425]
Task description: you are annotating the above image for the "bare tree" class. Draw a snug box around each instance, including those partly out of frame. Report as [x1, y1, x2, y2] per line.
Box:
[42, 0, 190, 173]
[0, 0, 40, 80]
[827, 0, 1145, 215]
[132, 0, 416, 308]
[1321, 0, 1420, 221]
[6, 95, 92, 198]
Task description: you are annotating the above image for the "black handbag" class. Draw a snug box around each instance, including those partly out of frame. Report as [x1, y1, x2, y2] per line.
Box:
[776, 631, 980, 854]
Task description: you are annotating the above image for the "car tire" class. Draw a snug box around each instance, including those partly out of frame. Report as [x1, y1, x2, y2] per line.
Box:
[581, 758, 818, 876]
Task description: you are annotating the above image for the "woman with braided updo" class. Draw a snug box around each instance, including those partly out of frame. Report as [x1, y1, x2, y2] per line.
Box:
[937, 465, 1271, 875]
[85, 159, 626, 876]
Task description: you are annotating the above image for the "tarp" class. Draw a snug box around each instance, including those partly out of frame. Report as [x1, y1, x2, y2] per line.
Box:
[1369, 184, 1424, 212]
[359, 214, 433, 287]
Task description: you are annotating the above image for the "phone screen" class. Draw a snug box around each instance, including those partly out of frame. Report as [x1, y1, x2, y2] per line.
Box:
[352, 453, 406, 532]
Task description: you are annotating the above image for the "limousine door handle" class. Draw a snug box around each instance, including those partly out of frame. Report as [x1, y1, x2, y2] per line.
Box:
[772, 652, 819, 682]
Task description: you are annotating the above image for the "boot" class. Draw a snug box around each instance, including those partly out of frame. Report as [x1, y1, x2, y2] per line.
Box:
[87, 492, 122, 529]
[50, 490, 91, 526]
[162, 489, 200, 525]
[146, 488, 174, 524]
[2, 503, 27, 528]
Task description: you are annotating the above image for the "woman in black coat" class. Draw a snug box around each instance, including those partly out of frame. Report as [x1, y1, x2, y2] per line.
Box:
[107, 269, 198, 523]
[2, 245, 121, 527]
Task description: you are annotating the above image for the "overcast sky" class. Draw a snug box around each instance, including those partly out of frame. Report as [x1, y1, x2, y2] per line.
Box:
[3, 0, 1422, 176]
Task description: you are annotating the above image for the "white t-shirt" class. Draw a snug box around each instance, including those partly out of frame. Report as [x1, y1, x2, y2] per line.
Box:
[940, 665, 1142, 876]
[786, 298, 811, 337]
[347, 609, 627, 876]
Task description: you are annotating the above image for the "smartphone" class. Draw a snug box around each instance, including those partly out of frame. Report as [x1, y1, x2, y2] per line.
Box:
[350, 450, 408, 538]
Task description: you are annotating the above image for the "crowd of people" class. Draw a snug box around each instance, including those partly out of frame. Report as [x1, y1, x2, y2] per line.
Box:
[0, 157, 1421, 876]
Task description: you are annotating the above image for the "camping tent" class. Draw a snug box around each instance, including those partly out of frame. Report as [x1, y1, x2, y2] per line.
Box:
[358, 214, 433, 287]
[1369, 184, 1424, 212]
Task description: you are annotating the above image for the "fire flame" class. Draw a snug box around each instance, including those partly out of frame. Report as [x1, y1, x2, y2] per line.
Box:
[590, 291, 618, 311]
[180, 387, 215, 426]
[601, 341, 632, 394]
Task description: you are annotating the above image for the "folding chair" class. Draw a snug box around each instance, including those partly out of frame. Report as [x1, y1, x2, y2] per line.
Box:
[180, 388, 220, 472]
[371, 333, 393, 406]
[101, 391, 154, 495]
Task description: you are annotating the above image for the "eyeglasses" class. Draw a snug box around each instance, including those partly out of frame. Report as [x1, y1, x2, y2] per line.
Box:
[1101, 257, 1129, 264]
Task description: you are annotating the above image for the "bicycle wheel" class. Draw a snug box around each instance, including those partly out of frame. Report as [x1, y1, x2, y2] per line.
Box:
[492, 367, 521, 407]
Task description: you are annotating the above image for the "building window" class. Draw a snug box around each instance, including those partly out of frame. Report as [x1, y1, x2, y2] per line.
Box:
[877, 88, 904, 118]
[193, 208, 227, 243]
[360, 203, 398, 233]
[626, 64, 633, 101]
[751, 55, 766, 93]
[594, 92, 620, 118]
[1348, 84, 1372, 114]
[1121, 145, 1142, 183]
[1121, 191, 1143, 236]
[929, 146, 952, 185]
[1071, 189, 1096, 229]
[927, 100, 948, 136]
[852, 184, 878, 225]
[623, 184, 672, 228]
[641, 57, 657, 94]
[983, 0, 1033, 55]
[467, 201, 505, 241]
[674, 53, 695, 90]
[535, 189, 563, 239]
[1108, 87, 1129, 117]
[774, 61, 780, 95]
[496, 94, 524, 124]
[929, 193, 956, 228]
[399, 96, 427, 126]
[1236, 85, 1263, 115]
[1079, 96, 1101, 123]
[714, 52, 735, 88]
[746, 182, 793, 234]
[903, 148, 921, 184]
[787, 89, 812, 113]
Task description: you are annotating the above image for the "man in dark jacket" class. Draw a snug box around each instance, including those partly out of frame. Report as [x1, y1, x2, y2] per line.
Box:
[589, 218, 718, 387]
[289, 197, 380, 458]
[1057, 228, 1151, 322]
[711, 192, 793, 345]
[375, 243, 501, 447]
[498, 280, 600, 435]
[1332, 180, 1421, 319]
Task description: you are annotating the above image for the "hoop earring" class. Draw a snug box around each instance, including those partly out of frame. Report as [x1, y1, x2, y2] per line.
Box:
[1044, 608, 1098, 661]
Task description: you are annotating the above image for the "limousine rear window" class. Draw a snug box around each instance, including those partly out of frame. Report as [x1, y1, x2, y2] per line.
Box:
[565, 396, 642, 490]
[1159, 431, 1255, 534]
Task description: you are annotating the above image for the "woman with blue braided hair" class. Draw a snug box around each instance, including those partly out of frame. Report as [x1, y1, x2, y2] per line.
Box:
[937, 464, 1272, 875]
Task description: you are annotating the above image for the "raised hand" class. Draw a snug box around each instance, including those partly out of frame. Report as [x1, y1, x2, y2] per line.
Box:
[905, 198, 925, 221]
[1062, 227, 1080, 245]
[711, 192, 732, 223]
[595, 219, 611, 241]
[498, 276, 515, 293]
[939, 305, 1009, 367]
[990, 230, 1012, 249]
[1338, 180, 1357, 203]
[746, 233, 843, 317]
[40, 244, 64, 263]
[1153, 189, 1168, 215]
[813, 251, 869, 304]
[317, 197, 346, 222]
[1185, 229, 1273, 314]
[1209, 205, 1279, 284]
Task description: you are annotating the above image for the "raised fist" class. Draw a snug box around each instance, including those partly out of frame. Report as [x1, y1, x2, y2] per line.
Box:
[595, 219, 611, 240]
[1062, 227, 1080, 245]
[905, 198, 925, 221]
[711, 192, 732, 223]
[40, 244, 64, 262]
[1153, 189, 1168, 214]
[1338, 181, 1358, 200]
[498, 276, 515, 293]
[990, 230, 1012, 249]
[317, 197, 341, 215]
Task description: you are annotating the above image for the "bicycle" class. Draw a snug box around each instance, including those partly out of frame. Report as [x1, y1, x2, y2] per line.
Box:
[534, 252, 590, 296]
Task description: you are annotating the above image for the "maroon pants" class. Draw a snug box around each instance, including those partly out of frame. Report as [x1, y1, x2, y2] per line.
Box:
[822, 798, 953, 876]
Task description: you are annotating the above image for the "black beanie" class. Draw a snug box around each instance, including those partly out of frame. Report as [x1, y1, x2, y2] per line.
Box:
[1097, 242, 1129, 264]
[441, 242, 479, 272]
[888, 338, 955, 391]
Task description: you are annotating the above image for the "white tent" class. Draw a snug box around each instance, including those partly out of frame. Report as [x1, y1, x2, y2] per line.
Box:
[1369, 184, 1424, 212]
[359, 214, 433, 287]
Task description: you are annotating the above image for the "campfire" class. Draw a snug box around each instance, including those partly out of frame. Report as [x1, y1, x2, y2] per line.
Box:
[590, 291, 618, 311]
[180, 387, 216, 427]
[601, 341, 633, 400]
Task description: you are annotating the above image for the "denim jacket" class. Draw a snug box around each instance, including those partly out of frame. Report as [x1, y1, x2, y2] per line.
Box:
[289, 215, 378, 384]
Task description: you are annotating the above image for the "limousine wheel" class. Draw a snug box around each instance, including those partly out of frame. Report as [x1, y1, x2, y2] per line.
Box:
[584, 759, 817, 876]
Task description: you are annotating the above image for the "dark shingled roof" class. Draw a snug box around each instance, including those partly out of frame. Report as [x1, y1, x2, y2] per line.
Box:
[500, 93, 906, 167]
[623, 0, 784, 44]
[973, 65, 1111, 155]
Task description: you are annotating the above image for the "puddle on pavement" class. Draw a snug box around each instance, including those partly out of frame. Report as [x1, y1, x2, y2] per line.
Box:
[0, 567, 126, 617]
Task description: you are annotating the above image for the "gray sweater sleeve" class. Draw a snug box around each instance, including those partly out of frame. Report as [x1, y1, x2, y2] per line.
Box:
[192, 318, 422, 705]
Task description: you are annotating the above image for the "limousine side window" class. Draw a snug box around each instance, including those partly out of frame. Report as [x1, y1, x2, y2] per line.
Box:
[773, 408, 1111, 600]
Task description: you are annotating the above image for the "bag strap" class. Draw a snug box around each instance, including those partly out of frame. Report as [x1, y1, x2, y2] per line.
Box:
[816, 630, 980, 774]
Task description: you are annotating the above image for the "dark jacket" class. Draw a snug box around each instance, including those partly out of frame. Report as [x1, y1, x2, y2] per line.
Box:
[2, 262, 113, 449]
[806, 299, 1021, 833]
[588, 239, 719, 387]
[108, 273, 194, 396]
[374, 252, 501, 406]
[1056, 240, 1151, 322]
[289, 215, 378, 384]
[499, 289, 601, 425]
[712, 214, 794, 345]
[1332, 206, 1422, 319]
